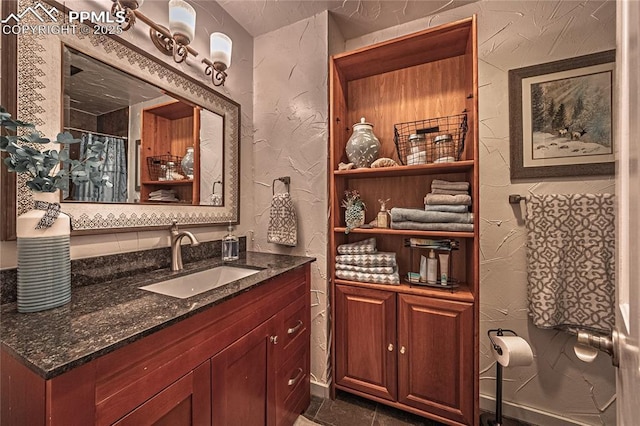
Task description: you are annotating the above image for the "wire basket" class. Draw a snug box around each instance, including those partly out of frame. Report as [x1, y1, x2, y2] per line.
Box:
[147, 155, 184, 181]
[394, 113, 468, 165]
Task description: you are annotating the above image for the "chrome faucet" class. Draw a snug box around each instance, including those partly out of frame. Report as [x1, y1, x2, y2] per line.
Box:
[170, 219, 200, 271]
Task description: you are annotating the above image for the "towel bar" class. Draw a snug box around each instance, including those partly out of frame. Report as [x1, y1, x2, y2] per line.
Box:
[272, 176, 291, 195]
[508, 194, 524, 204]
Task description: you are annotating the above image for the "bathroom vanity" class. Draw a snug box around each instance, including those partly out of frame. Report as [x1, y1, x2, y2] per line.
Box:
[0, 252, 314, 426]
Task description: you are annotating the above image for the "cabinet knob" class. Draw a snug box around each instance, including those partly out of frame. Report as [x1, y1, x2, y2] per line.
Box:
[270, 335, 279, 345]
[287, 320, 304, 335]
[400, 346, 406, 354]
[387, 343, 394, 352]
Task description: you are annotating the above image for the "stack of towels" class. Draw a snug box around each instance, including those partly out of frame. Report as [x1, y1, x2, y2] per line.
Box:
[148, 189, 179, 202]
[335, 238, 399, 284]
[390, 179, 473, 232]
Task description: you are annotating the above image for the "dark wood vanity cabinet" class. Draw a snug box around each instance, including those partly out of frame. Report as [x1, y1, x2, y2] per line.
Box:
[0, 264, 311, 426]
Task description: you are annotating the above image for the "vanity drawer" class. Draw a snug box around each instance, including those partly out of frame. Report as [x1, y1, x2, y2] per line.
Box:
[275, 343, 310, 426]
[279, 295, 309, 355]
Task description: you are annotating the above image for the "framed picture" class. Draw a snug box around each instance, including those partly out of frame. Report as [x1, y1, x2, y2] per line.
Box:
[509, 50, 615, 179]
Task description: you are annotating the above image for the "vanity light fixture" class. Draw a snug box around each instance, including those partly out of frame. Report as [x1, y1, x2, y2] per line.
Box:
[202, 32, 232, 86]
[110, 0, 232, 85]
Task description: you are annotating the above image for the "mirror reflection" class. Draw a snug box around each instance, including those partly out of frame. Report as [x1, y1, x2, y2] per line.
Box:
[62, 47, 224, 206]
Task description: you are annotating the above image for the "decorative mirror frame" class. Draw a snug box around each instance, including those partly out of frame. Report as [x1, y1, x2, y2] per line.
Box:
[12, 0, 240, 233]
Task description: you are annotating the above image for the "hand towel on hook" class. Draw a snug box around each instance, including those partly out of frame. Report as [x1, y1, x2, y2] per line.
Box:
[525, 193, 615, 334]
[268, 192, 297, 247]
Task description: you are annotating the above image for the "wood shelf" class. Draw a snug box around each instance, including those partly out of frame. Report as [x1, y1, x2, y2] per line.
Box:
[334, 279, 474, 303]
[142, 180, 194, 185]
[334, 227, 474, 239]
[333, 160, 474, 179]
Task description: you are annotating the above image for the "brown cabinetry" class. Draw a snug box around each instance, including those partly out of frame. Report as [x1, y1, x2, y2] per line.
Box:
[141, 100, 200, 204]
[1, 264, 311, 426]
[329, 16, 479, 426]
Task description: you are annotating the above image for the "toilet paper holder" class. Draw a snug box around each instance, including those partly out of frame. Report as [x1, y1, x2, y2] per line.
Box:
[488, 328, 518, 356]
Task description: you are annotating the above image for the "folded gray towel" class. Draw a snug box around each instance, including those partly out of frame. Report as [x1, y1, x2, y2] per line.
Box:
[390, 207, 473, 224]
[335, 263, 395, 274]
[391, 221, 474, 232]
[431, 188, 469, 195]
[425, 193, 472, 206]
[335, 252, 397, 267]
[431, 179, 470, 191]
[425, 204, 469, 213]
[337, 237, 377, 254]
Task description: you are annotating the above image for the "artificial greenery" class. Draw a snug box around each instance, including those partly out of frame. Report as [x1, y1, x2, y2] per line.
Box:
[0, 106, 111, 192]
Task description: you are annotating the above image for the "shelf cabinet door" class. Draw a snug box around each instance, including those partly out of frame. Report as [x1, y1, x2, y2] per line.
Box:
[397, 295, 474, 425]
[112, 361, 211, 426]
[211, 317, 278, 426]
[335, 285, 397, 401]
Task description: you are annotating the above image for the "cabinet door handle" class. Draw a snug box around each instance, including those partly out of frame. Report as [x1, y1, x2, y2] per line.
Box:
[400, 346, 406, 354]
[270, 335, 279, 345]
[288, 368, 304, 387]
[387, 343, 394, 352]
[287, 320, 303, 335]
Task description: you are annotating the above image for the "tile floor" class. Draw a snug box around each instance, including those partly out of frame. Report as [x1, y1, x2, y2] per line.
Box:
[303, 391, 445, 426]
[303, 391, 536, 426]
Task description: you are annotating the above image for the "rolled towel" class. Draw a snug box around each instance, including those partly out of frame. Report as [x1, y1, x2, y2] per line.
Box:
[335, 252, 397, 267]
[335, 263, 395, 274]
[391, 221, 474, 232]
[431, 179, 470, 191]
[425, 204, 469, 213]
[425, 193, 472, 206]
[337, 237, 377, 255]
[431, 188, 469, 195]
[390, 207, 473, 224]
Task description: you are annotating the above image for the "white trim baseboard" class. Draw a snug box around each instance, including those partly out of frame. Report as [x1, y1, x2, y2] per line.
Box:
[310, 379, 331, 399]
[480, 394, 591, 426]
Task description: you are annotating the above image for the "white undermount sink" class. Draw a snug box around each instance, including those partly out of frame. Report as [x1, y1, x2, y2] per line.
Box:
[139, 265, 262, 299]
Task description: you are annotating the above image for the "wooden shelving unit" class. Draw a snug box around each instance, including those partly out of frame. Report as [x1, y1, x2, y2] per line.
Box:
[329, 16, 479, 426]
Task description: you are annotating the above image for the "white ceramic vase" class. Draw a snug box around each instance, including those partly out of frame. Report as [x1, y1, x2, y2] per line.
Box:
[16, 191, 71, 313]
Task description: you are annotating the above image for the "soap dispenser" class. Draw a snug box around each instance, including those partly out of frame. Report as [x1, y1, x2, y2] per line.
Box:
[376, 198, 391, 228]
[222, 223, 239, 261]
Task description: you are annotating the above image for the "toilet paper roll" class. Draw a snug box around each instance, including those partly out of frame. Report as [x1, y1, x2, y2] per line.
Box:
[491, 335, 533, 367]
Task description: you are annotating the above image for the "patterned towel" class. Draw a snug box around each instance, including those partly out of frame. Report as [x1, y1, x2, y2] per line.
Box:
[335, 263, 395, 274]
[335, 268, 400, 285]
[335, 252, 397, 267]
[337, 237, 377, 254]
[267, 193, 297, 247]
[526, 193, 615, 334]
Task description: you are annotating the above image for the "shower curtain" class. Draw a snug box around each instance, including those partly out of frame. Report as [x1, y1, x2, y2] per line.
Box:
[75, 133, 128, 203]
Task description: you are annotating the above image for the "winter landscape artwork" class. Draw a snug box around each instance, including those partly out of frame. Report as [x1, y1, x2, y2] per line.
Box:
[509, 50, 615, 179]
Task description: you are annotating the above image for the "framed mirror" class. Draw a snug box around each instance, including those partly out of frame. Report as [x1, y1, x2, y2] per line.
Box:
[13, 1, 240, 232]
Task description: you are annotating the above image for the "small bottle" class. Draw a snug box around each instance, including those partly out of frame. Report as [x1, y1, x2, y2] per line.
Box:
[426, 250, 438, 285]
[222, 223, 239, 261]
[376, 198, 391, 228]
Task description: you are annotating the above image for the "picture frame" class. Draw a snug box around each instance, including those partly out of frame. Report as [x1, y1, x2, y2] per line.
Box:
[509, 50, 615, 179]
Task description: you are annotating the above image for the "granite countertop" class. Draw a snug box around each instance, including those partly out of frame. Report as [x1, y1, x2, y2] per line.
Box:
[0, 252, 315, 380]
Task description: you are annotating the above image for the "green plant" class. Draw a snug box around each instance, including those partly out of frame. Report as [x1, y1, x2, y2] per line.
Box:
[341, 189, 365, 211]
[0, 106, 111, 192]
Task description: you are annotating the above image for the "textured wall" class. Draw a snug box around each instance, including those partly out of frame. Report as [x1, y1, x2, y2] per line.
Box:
[252, 13, 330, 386]
[345, 1, 617, 425]
[0, 0, 255, 268]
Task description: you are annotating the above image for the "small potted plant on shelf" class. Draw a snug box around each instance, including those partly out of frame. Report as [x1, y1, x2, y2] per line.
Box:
[0, 106, 110, 313]
[342, 189, 366, 234]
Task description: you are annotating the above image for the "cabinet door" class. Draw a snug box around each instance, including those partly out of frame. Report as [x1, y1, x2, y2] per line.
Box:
[397, 295, 474, 425]
[211, 317, 278, 426]
[113, 361, 211, 426]
[335, 285, 397, 401]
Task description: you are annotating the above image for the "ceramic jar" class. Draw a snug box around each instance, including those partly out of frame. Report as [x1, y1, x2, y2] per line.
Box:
[345, 117, 380, 168]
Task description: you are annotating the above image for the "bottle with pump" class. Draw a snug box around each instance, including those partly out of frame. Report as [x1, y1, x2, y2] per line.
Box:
[376, 198, 391, 228]
[222, 223, 239, 261]
[426, 250, 438, 284]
